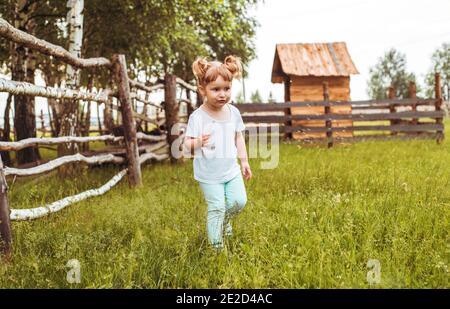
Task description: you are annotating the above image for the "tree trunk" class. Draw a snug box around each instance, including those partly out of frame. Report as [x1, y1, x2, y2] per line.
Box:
[58, 0, 84, 177]
[97, 102, 103, 135]
[164, 74, 180, 164]
[1, 94, 12, 166]
[12, 0, 40, 165]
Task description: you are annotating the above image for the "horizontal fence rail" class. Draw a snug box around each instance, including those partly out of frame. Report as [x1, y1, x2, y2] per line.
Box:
[233, 89, 444, 145]
[0, 15, 198, 257]
[233, 98, 439, 112]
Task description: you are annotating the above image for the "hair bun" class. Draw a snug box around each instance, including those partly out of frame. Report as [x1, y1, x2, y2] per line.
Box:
[224, 55, 243, 79]
[192, 57, 209, 82]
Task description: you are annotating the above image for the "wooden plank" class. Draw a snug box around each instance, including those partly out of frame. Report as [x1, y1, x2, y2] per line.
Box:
[283, 123, 443, 133]
[233, 99, 438, 112]
[242, 110, 444, 123]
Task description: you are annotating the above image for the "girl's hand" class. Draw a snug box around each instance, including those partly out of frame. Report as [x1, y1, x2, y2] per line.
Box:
[241, 161, 252, 180]
[200, 134, 210, 147]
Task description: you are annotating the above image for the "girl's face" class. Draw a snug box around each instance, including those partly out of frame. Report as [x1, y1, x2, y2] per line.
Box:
[200, 75, 232, 108]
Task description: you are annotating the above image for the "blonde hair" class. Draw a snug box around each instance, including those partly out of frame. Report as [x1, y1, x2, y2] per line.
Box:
[192, 55, 243, 86]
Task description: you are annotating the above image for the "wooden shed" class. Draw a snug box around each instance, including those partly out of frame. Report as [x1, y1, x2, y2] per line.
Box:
[271, 42, 359, 139]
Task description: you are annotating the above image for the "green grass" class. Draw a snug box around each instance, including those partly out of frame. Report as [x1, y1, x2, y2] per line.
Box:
[0, 125, 449, 288]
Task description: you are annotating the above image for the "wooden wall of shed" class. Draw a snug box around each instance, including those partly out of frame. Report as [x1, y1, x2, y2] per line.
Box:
[289, 76, 353, 139]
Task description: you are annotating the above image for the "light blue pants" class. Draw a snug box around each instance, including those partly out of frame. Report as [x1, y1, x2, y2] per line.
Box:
[198, 173, 247, 248]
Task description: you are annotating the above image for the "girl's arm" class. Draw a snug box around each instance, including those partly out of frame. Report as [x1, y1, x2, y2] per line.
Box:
[236, 131, 252, 180]
[183, 135, 210, 154]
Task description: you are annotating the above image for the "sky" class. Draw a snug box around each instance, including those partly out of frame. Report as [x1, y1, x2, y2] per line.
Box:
[1, 0, 450, 118]
[232, 0, 450, 102]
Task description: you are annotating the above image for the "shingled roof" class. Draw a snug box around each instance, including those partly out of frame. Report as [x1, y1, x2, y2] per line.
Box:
[271, 42, 359, 83]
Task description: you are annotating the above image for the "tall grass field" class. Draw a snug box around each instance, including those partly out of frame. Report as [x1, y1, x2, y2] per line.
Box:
[0, 125, 448, 288]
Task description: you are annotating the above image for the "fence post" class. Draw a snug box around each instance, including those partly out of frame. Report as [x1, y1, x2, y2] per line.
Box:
[323, 82, 333, 148]
[388, 86, 397, 135]
[409, 81, 418, 135]
[186, 89, 194, 117]
[283, 76, 292, 140]
[111, 54, 142, 187]
[435, 73, 444, 144]
[164, 74, 180, 164]
[0, 156, 12, 260]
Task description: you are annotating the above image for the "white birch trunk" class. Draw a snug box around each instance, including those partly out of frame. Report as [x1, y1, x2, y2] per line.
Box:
[66, 0, 84, 88]
[10, 169, 128, 221]
[0, 134, 123, 151]
[4, 153, 125, 176]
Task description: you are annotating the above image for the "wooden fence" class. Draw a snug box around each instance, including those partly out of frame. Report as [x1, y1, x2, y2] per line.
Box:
[234, 77, 445, 148]
[0, 17, 196, 258]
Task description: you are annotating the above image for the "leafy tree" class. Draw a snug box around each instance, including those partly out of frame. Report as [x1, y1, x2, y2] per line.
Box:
[250, 89, 262, 103]
[267, 91, 275, 103]
[235, 90, 245, 103]
[367, 48, 418, 99]
[0, 0, 260, 163]
[424, 42, 450, 100]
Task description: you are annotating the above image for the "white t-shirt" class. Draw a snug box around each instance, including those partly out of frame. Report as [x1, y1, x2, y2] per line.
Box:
[185, 103, 246, 184]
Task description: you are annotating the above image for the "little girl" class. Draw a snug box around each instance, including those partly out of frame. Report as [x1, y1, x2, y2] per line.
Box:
[184, 55, 252, 250]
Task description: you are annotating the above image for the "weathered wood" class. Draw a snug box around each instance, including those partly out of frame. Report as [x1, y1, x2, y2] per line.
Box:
[112, 54, 142, 187]
[130, 93, 163, 109]
[352, 105, 391, 110]
[138, 152, 169, 165]
[0, 77, 111, 103]
[0, 156, 11, 259]
[283, 76, 292, 139]
[136, 132, 167, 142]
[435, 73, 444, 143]
[176, 77, 197, 92]
[0, 134, 123, 151]
[4, 153, 125, 177]
[129, 79, 164, 92]
[9, 150, 168, 221]
[164, 74, 180, 164]
[0, 17, 111, 68]
[284, 123, 443, 133]
[323, 82, 333, 148]
[10, 169, 128, 221]
[232, 99, 439, 112]
[242, 110, 444, 123]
